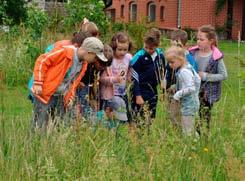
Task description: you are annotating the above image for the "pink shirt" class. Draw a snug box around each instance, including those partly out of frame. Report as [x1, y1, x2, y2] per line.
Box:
[111, 53, 132, 96]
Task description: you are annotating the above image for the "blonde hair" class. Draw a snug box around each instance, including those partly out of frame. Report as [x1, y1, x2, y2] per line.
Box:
[80, 22, 99, 37]
[198, 24, 218, 47]
[165, 46, 186, 65]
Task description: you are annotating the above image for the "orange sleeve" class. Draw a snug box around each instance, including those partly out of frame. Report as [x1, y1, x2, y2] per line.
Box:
[33, 49, 66, 85]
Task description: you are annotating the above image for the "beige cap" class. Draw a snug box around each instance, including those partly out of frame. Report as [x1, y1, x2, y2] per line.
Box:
[82, 37, 108, 62]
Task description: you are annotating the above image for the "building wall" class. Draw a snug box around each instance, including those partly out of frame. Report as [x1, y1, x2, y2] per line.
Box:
[181, 0, 227, 29]
[232, 0, 244, 39]
[107, 0, 178, 29]
[105, 0, 244, 40]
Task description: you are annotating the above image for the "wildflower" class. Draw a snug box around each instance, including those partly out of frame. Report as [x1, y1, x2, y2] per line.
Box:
[203, 147, 208, 152]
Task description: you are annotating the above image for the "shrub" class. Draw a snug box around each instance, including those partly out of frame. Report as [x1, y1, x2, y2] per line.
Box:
[24, 6, 48, 40]
[64, 0, 109, 34]
[182, 26, 196, 43]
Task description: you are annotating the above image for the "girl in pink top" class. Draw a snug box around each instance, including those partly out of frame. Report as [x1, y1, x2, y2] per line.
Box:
[99, 32, 132, 123]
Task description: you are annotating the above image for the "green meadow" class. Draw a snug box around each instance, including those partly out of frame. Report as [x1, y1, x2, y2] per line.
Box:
[0, 31, 244, 180]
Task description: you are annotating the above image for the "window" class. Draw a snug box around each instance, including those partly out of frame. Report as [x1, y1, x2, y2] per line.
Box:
[108, 9, 116, 22]
[148, 2, 156, 22]
[160, 6, 165, 21]
[129, 2, 137, 22]
[121, 5, 124, 18]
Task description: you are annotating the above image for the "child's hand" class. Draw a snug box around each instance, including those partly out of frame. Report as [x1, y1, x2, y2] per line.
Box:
[67, 95, 75, 108]
[167, 85, 176, 94]
[77, 82, 85, 89]
[83, 17, 89, 24]
[116, 76, 123, 83]
[33, 84, 43, 95]
[136, 96, 144, 105]
[198, 72, 207, 79]
[173, 93, 180, 101]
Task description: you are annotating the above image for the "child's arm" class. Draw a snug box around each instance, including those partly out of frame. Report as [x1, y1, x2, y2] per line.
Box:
[99, 68, 122, 86]
[130, 50, 146, 105]
[33, 48, 66, 86]
[199, 59, 227, 82]
[173, 70, 196, 101]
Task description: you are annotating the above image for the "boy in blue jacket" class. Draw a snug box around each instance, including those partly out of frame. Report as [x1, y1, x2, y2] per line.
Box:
[131, 28, 165, 124]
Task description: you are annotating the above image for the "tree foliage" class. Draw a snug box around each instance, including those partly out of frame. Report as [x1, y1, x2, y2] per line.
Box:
[0, 0, 27, 25]
[64, 0, 109, 34]
[25, 6, 48, 39]
[215, 0, 227, 15]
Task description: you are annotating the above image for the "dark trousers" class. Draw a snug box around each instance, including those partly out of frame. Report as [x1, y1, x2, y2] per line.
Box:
[197, 97, 213, 134]
[131, 93, 158, 121]
[76, 86, 94, 119]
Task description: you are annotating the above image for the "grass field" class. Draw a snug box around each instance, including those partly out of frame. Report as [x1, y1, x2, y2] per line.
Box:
[0, 40, 244, 180]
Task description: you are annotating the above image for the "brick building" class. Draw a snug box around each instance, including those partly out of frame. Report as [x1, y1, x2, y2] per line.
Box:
[105, 0, 245, 40]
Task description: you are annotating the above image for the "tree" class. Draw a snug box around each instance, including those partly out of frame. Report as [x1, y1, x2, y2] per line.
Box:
[0, 0, 27, 25]
[215, 0, 227, 15]
[102, 0, 112, 8]
[64, 0, 109, 34]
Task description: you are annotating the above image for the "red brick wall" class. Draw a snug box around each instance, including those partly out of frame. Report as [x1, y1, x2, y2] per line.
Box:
[232, 0, 244, 39]
[107, 0, 178, 29]
[106, 0, 243, 40]
[181, 0, 227, 29]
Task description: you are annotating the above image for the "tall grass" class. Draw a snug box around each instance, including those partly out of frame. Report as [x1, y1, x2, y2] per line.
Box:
[0, 28, 244, 179]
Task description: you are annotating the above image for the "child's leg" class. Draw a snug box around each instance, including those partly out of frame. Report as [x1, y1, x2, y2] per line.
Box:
[166, 92, 180, 126]
[131, 97, 141, 120]
[147, 94, 158, 119]
[76, 85, 93, 120]
[181, 115, 195, 136]
[32, 96, 57, 131]
[199, 99, 213, 130]
[121, 95, 132, 123]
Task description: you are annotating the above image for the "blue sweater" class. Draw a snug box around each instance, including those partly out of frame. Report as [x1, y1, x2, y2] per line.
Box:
[130, 48, 165, 97]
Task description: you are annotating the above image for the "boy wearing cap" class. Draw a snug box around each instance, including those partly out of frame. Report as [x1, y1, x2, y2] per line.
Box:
[31, 37, 107, 130]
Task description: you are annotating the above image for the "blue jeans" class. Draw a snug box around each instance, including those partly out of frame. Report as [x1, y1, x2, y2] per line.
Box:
[76, 86, 94, 120]
[32, 95, 65, 130]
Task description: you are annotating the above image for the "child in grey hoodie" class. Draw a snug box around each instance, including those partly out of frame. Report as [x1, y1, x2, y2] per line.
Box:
[165, 46, 201, 136]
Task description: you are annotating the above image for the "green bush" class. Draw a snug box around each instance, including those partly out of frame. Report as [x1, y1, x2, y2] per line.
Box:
[24, 6, 48, 40]
[183, 26, 196, 43]
[64, 0, 109, 34]
[0, 0, 27, 25]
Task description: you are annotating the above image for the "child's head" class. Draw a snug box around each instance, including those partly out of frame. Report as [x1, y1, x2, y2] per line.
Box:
[110, 32, 132, 59]
[78, 37, 108, 64]
[165, 46, 186, 69]
[143, 28, 161, 55]
[103, 44, 113, 66]
[197, 24, 218, 50]
[95, 44, 113, 71]
[170, 29, 188, 47]
[80, 21, 99, 37]
[71, 31, 91, 47]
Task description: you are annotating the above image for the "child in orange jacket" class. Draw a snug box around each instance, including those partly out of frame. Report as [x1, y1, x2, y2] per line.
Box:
[31, 37, 108, 131]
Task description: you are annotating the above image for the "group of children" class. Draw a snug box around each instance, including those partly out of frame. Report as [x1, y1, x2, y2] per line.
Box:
[30, 19, 227, 136]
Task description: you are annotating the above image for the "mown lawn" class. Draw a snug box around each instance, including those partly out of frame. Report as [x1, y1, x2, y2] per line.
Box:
[0, 41, 244, 180]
